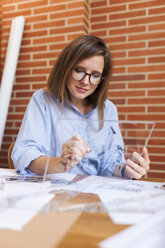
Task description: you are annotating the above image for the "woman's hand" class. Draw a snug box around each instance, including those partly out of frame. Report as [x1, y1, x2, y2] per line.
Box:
[59, 134, 91, 172]
[114, 147, 150, 179]
[124, 147, 150, 179]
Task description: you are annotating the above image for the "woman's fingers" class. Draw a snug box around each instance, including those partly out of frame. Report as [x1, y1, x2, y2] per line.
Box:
[126, 159, 146, 179]
[125, 147, 150, 179]
[60, 134, 91, 171]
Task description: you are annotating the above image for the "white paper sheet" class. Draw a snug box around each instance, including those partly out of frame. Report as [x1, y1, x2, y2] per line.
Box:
[1, 169, 165, 230]
[0, 194, 54, 231]
[64, 175, 165, 224]
[99, 209, 165, 248]
[0, 169, 78, 230]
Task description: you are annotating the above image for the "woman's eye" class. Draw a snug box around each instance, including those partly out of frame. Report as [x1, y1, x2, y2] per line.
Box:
[74, 68, 84, 73]
[92, 73, 100, 78]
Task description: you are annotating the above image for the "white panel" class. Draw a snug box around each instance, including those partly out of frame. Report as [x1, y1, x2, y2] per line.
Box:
[0, 16, 25, 149]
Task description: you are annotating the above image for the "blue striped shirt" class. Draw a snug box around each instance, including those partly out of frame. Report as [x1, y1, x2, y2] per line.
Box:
[12, 89, 125, 175]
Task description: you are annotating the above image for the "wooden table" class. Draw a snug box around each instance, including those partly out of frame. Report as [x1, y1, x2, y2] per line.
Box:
[57, 192, 130, 248]
[0, 174, 164, 248]
[58, 177, 164, 248]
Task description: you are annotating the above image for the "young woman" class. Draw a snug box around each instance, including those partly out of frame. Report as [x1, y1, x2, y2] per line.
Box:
[12, 35, 150, 179]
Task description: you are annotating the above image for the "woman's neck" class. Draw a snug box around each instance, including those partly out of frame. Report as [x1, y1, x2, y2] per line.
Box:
[72, 99, 94, 116]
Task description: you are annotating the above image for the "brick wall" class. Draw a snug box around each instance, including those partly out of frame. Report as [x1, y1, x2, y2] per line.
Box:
[0, 0, 165, 179]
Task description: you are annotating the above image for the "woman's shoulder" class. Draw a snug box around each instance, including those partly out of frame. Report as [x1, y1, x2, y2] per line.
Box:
[32, 88, 48, 99]
[105, 99, 117, 111]
[32, 88, 56, 103]
[104, 99, 118, 118]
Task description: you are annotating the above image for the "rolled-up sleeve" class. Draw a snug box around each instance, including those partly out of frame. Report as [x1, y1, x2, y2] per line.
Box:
[11, 90, 51, 174]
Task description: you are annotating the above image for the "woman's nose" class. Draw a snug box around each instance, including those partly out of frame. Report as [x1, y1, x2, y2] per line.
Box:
[80, 74, 90, 84]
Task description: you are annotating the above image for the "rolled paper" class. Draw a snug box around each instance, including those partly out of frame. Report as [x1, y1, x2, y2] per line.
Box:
[0, 16, 25, 149]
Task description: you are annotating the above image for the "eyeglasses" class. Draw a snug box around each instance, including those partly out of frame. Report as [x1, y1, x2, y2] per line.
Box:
[71, 68, 103, 86]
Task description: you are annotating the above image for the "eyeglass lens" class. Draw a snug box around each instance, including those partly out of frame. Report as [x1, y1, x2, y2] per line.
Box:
[72, 68, 101, 85]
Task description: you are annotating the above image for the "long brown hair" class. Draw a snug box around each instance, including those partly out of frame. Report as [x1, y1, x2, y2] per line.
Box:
[47, 35, 112, 121]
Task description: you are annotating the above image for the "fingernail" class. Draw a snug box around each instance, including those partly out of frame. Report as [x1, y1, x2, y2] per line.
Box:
[87, 147, 91, 152]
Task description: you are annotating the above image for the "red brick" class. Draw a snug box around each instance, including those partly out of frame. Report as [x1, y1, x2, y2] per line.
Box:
[20, 45, 47, 54]
[50, 25, 86, 35]
[33, 52, 59, 60]
[26, 15, 48, 23]
[128, 65, 165, 73]
[3, 5, 15, 11]
[148, 56, 165, 63]
[50, 9, 84, 19]
[92, 20, 126, 30]
[148, 73, 165, 80]
[149, 147, 165, 154]
[129, 15, 165, 26]
[34, 4, 65, 14]
[110, 99, 126, 105]
[17, 61, 47, 68]
[110, 10, 145, 20]
[150, 164, 165, 171]
[68, 17, 85, 25]
[129, 0, 165, 10]
[109, 0, 130, 3]
[3, 9, 31, 19]
[49, 42, 67, 50]
[129, 48, 165, 57]
[33, 35, 65, 45]
[149, 23, 165, 31]
[91, 0, 107, 8]
[111, 74, 145, 81]
[128, 98, 165, 105]
[128, 81, 165, 89]
[149, 40, 165, 47]
[149, 155, 165, 163]
[118, 106, 145, 113]
[32, 68, 51, 74]
[112, 67, 126, 74]
[149, 130, 165, 137]
[148, 139, 165, 146]
[113, 58, 145, 66]
[32, 83, 47, 90]
[16, 70, 31, 76]
[18, 0, 47, 10]
[129, 32, 165, 42]
[111, 51, 126, 58]
[68, 1, 85, 9]
[90, 15, 107, 23]
[16, 91, 34, 98]
[128, 114, 165, 121]
[92, 5, 126, 15]
[148, 106, 165, 112]
[148, 89, 165, 97]
[109, 82, 126, 89]
[109, 42, 145, 51]
[16, 76, 46, 83]
[106, 36, 126, 44]
[13, 84, 30, 90]
[110, 26, 146, 35]
[109, 90, 145, 98]
[34, 20, 65, 30]
[149, 6, 165, 15]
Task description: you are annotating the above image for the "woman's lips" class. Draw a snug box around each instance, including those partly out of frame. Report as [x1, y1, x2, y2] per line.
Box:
[76, 86, 88, 93]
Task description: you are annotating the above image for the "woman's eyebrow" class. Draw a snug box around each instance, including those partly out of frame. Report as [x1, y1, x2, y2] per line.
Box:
[76, 66, 102, 75]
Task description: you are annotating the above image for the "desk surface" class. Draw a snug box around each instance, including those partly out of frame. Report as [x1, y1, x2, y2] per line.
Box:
[54, 178, 164, 248]
[57, 192, 129, 248]
[0, 170, 164, 248]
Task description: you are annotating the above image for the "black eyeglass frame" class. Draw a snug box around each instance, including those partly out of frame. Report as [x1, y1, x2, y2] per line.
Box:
[71, 68, 105, 86]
